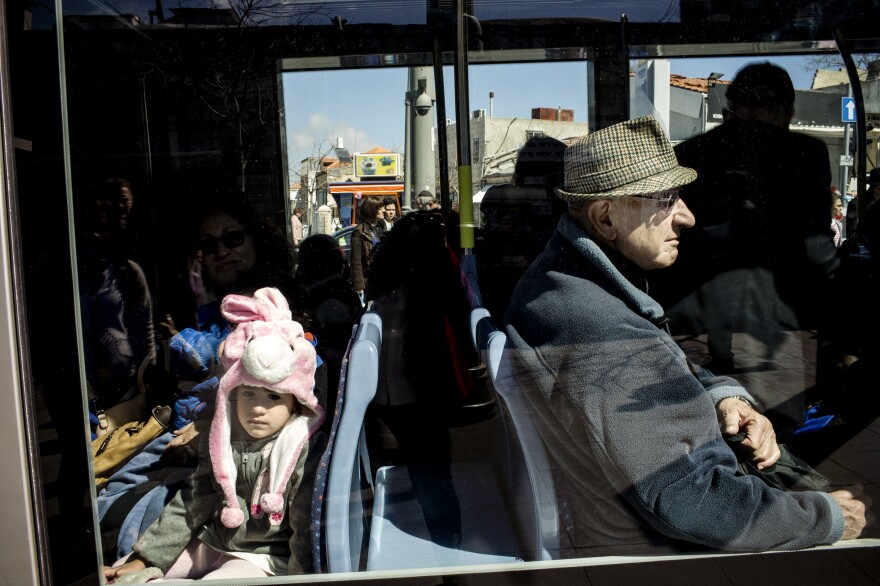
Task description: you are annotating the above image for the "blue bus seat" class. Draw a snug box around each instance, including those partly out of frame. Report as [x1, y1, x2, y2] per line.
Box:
[470, 307, 506, 380]
[323, 312, 382, 573]
[367, 463, 524, 571]
[363, 308, 523, 570]
[470, 307, 561, 561]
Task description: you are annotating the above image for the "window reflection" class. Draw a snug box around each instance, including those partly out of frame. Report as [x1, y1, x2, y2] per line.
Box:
[46, 0, 880, 581]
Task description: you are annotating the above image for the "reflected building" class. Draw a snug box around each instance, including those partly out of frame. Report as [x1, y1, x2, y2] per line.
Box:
[446, 108, 590, 201]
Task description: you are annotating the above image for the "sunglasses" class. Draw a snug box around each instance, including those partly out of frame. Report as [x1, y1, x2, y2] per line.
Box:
[630, 189, 681, 213]
[195, 229, 247, 255]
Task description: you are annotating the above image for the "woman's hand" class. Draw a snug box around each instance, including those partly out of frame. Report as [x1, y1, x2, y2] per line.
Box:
[160, 420, 208, 465]
[103, 557, 146, 583]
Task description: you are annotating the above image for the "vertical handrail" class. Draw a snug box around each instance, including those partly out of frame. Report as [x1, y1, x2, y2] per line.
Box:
[832, 26, 868, 223]
[431, 3, 451, 210]
[453, 0, 473, 253]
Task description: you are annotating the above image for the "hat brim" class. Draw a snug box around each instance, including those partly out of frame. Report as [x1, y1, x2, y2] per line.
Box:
[555, 165, 697, 201]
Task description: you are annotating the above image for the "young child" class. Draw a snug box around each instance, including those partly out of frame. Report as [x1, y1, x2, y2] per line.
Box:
[104, 287, 325, 582]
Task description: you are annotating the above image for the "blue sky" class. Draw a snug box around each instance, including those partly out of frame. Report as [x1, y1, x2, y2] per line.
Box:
[283, 62, 590, 176]
[282, 54, 836, 179]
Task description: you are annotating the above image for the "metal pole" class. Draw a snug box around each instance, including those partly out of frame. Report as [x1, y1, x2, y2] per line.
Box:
[833, 26, 867, 225]
[840, 85, 853, 224]
[403, 85, 412, 208]
[453, 0, 473, 253]
[432, 16, 450, 209]
[410, 67, 436, 206]
[842, 124, 852, 190]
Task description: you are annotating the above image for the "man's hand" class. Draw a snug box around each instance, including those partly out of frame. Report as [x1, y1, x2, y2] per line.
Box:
[830, 490, 867, 540]
[716, 396, 781, 469]
[104, 557, 146, 583]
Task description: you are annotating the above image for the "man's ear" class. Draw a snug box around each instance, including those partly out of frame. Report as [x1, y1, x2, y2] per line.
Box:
[586, 200, 617, 243]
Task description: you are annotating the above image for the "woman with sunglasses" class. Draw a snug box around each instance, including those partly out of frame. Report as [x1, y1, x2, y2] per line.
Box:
[195, 212, 257, 298]
[193, 202, 294, 302]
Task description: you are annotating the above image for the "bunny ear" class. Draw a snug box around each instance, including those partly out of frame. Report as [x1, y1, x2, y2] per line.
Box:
[253, 288, 292, 321]
[221, 294, 268, 324]
[220, 322, 252, 368]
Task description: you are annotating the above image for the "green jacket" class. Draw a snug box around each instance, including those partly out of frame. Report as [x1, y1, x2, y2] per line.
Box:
[133, 427, 324, 576]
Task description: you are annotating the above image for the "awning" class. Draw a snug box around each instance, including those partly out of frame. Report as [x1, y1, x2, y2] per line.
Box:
[328, 182, 403, 195]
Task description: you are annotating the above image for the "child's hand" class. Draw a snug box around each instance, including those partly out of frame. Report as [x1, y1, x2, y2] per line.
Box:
[103, 557, 146, 583]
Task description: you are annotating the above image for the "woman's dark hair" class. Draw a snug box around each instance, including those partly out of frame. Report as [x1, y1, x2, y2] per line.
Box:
[295, 234, 350, 286]
[358, 197, 383, 225]
[369, 211, 453, 297]
[180, 195, 295, 309]
[188, 196, 294, 277]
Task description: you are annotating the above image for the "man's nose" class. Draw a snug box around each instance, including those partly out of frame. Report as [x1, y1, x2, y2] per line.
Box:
[673, 198, 696, 228]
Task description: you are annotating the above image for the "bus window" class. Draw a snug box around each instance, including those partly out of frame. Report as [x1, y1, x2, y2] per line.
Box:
[6, 0, 879, 583]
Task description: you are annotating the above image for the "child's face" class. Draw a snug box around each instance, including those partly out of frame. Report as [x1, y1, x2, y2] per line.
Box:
[235, 386, 297, 439]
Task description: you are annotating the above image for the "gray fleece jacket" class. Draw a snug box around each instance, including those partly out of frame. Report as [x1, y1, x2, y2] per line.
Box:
[501, 214, 843, 555]
[132, 427, 323, 575]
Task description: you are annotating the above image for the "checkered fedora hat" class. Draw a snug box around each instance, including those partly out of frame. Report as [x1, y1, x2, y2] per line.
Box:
[555, 116, 696, 201]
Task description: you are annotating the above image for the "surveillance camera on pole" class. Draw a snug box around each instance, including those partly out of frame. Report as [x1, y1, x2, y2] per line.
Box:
[414, 91, 433, 116]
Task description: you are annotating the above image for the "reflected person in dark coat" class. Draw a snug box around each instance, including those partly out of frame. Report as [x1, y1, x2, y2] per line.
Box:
[366, 211, 480, 548]
[655, 62, 837, 372]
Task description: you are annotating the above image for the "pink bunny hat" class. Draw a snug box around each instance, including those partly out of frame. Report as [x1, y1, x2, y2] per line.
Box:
[209, 287, 325, 528]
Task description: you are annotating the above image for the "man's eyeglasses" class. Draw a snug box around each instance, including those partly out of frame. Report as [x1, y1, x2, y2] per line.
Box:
[630, 189, 681, 213]
[195, 230, 247, 254]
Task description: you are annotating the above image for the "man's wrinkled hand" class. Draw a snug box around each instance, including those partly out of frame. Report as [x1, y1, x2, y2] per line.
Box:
[716, 396, 781, 469]
[830, 490, 867, 540]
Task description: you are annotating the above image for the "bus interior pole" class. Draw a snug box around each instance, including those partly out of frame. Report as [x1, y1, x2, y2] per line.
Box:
[453, 0, 473, 253]
[404, 85, 412, 209]
[432, 4, 451, 210]
[833, 26, 868, 222]
[453, 0, 482, 303]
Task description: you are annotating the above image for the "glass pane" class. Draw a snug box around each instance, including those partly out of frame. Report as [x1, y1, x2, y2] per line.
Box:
[621, 52, 880, 550]
[472, 0, 681, 22]
[45, 0, 880, 582]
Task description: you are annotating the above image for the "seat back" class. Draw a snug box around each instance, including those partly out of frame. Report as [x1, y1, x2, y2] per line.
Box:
[323, 312, 382, 573]
[470, 307, 560, 560]
[470, 307, 506, 380]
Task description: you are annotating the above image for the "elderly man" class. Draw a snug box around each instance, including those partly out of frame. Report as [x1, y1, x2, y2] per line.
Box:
[415, 190, 440, 211]
[501, 116, 864, 555]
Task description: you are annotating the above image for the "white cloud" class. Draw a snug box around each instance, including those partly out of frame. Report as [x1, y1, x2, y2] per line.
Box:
[289, 112, 384, 167]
